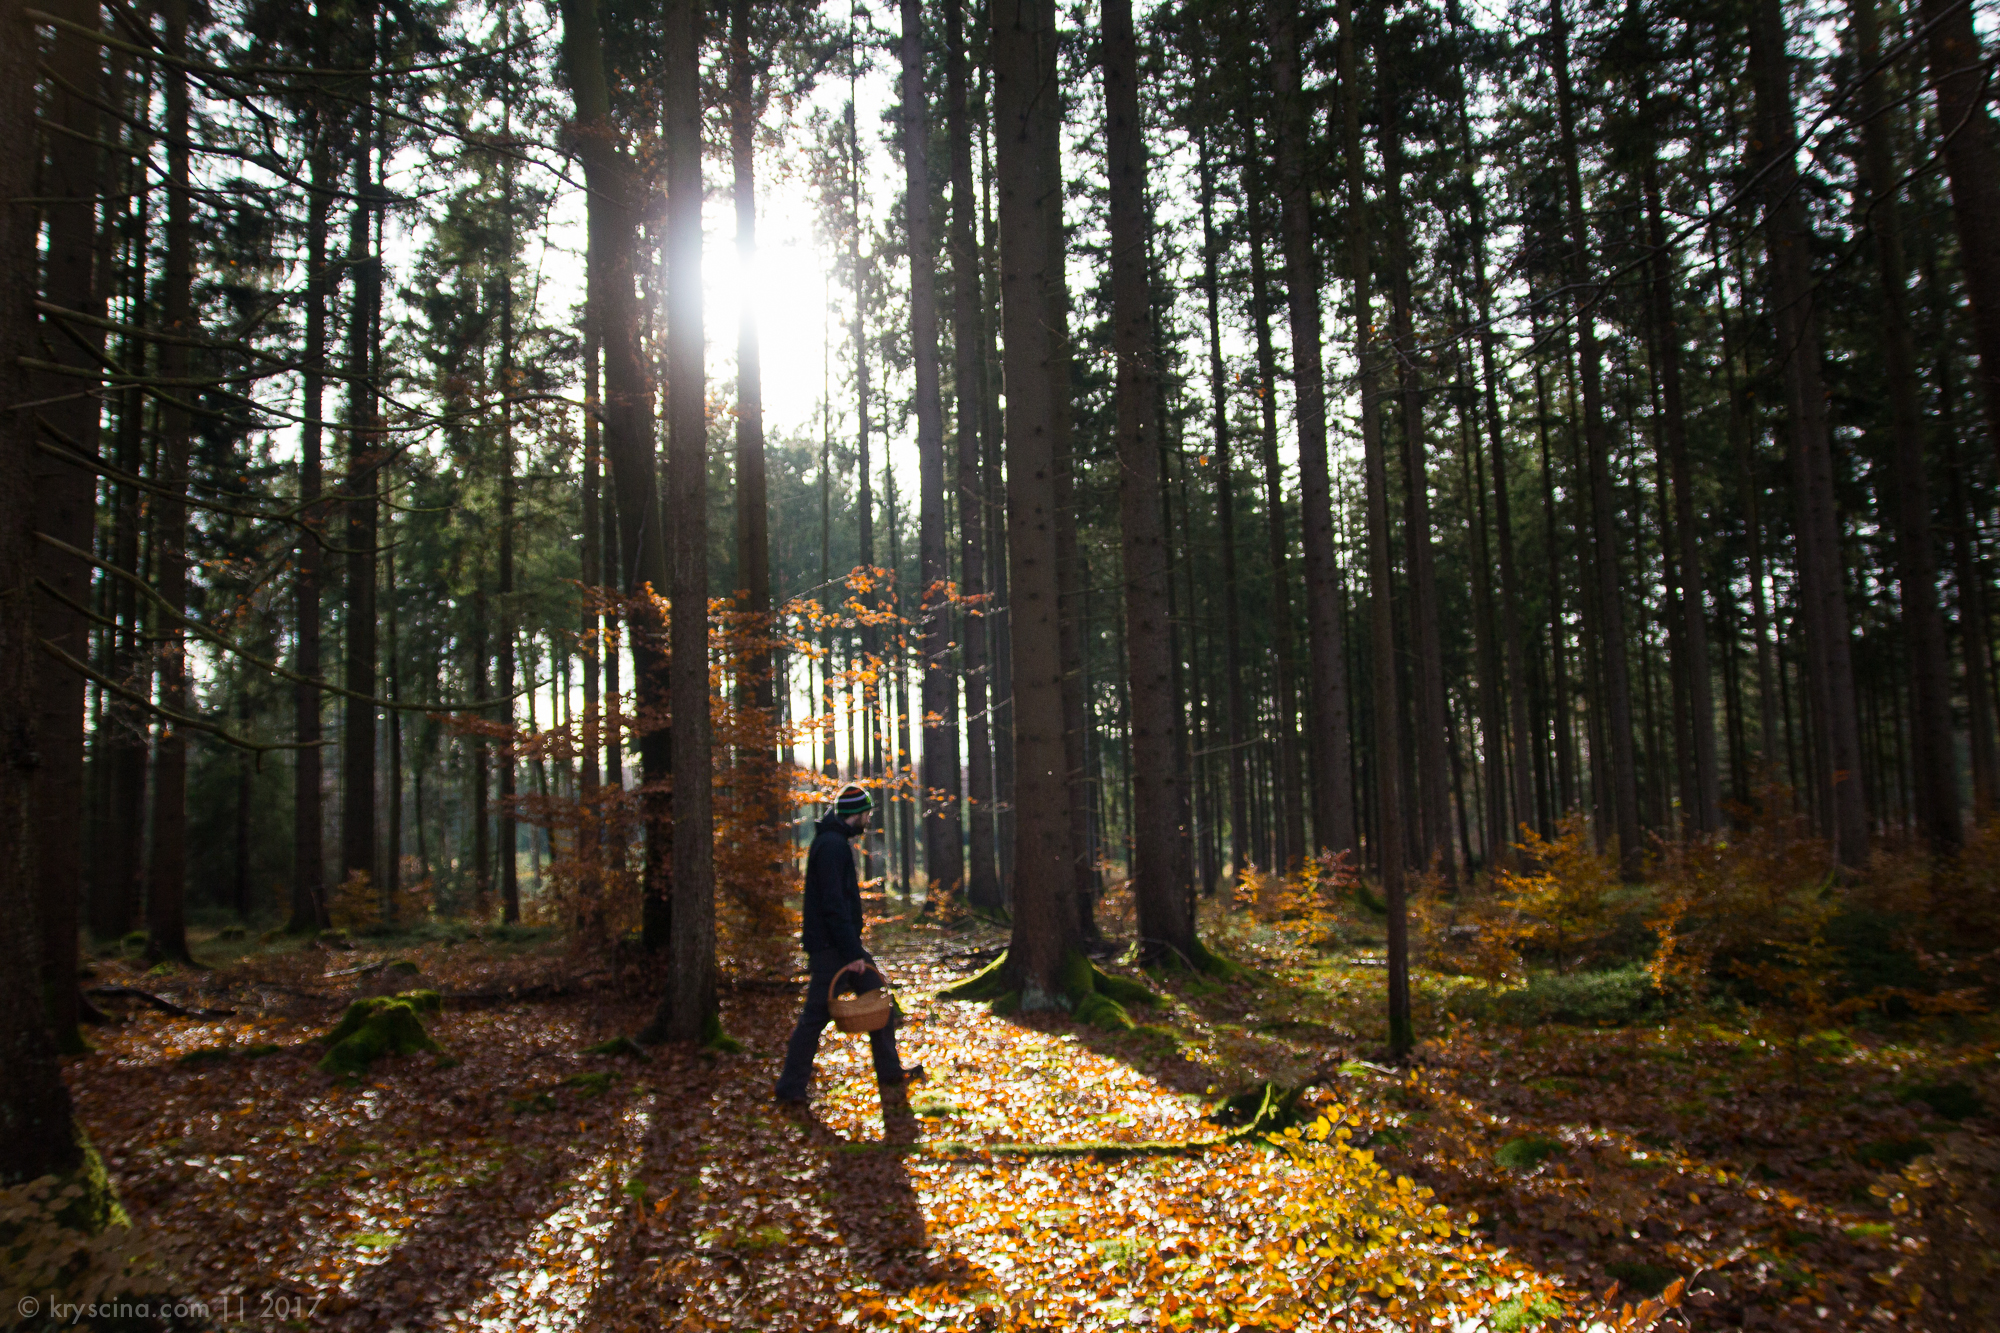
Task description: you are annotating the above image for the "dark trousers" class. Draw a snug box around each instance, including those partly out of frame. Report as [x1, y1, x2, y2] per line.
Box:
[774, 948, 902, 1100]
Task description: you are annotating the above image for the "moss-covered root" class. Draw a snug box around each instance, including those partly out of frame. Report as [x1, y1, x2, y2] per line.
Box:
[937, 951, 1014, 1001]
[582, 1035, 652, 1061]
[701, 1010, 744, 1054]
[1187, 937, 1249, 982]
[317, 990, 443, 1077]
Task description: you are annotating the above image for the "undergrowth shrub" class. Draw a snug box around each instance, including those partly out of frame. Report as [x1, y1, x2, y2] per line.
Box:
[1233, 850, 1368, 958]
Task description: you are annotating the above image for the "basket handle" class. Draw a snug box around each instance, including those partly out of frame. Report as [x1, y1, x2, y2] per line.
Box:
[828, 958, 887, 1006]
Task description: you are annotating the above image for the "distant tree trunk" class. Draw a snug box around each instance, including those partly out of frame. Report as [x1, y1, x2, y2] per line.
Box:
[731, 0, 774, 774]
[1336, 0, 1408, 1058]
[1238, 126, 1306, 869]
[291, 121, 332, 933]
[1550, 2, 1642, 875]
[899, 0, 965, 907]
[1919, 0, 2000, 470]
[648, 0, 716, 1044]
[342, 0, 382, 904]
[1198, 136, 1250, 885]
[946, 0, 1001, 912]
[471, 584, 491, 917]
[1746, 0, 1870, 865]
[498, 215, 519, 924]
[1856, 0, 1959, 852]
[1268, 4, 1355, 861]
[383, 494, 402, 921]
[1380, 80, 1456, 883]
[147, 0, 195, 965]
[991, 0, 1081, 1004]
[1641, 138, 1721, 835]
[33, 0, 110, 1034]
[582, 300, 602, 803]
[2, 0, 86, 1184]
[558, 0, 671, 950]
[1532, 348, 1576, 817]
[1105, 0, 1194, 962]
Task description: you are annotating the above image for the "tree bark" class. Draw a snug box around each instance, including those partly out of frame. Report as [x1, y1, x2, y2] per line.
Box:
[1855, 0, 1958, 851]
[1268, 4, 1356, 861]
[1918, 0, 2000, 471]
[1198, 135, 1250, 885]
[291, 113, 332, 933]
[899, 0, 965, 907]
[498, 180, 519, 924]
[147, 0, 195, 965]
[1105, 0, 1195, 962]
[1549, 1, 1643, 874]
[1380, 77, 1456, 882]
[650, 0, 716, 1044]
[1335, 0, 1409, 1057]
[946, 0, 1001, 912]
[558, 0, 672, 950]
[2, 0, 85, 1187]
[991, 0, 1080, 1004]
[1746, 0, 1871, 865]
[33, 0, 110, 1034]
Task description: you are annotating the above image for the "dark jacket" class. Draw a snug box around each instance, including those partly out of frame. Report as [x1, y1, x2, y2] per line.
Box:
[801, 811, 867, 961]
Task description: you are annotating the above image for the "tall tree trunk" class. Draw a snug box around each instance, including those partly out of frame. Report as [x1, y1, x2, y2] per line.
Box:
[1105, 0, 1194, 962]
[1641, 141, 1722, 834]
[1336, 0, 1409, 1057]
[342, 1, 381, 902]
[731, 0, 774, 770]
[1198, 135, 1250, 884]
[582, 296, 602, 804]
[1746, 0, 1871, 865]
[946, 0, 1001, 912]
[33, 0, 110, 1035]
[1380, 79, 1456, 882]
[558, 0, 672, 951]
[471, 584, 490, 914]
[1918, 0, 2000, 470]
[991, 0, 1080, 1004]
[291, 118, 332, 932]
[1856, 0, 1959, 852]
[648, 0, 716, 1044]
[2, 0, 87, 1187]
[1268, 4, 1355, 861]
[498, 198, 519, 925]
[1532, 348, 1576, 816]
[900, 0, 966, 906]
[1238, 128, 1306, 868]
[1550, 1, 1643, 874]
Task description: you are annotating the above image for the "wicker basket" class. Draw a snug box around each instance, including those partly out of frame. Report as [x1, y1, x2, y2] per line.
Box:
[828, 961, 893, 1033]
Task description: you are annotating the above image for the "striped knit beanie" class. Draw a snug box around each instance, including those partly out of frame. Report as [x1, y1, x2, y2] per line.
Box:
[834, 783, 874, 816]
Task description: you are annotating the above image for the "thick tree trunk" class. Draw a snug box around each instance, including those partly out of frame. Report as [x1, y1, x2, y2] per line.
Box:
[2, 0, 85, 1185]
[1198, 137, 1250, 885]
[558, 0, 671, 951]
[1380, 88, 1456, 882]
[1856, 0, 1959, 852]
[899, 0, 965, 906]
[1105, 0, 1194, 962]
[33, 0, 110, 1037]
[946, 0, 1001, 912]
[1336, 0, 1409, 1057]
[147, 0, 195, 965]
[1919, 0, 2000, 471]
[1550, 3, 1643, 874]
[1746, 0, 1871, 865]
[1268, 4, 1355, 861]
[649, 0, 716, 1044]
[992, 0, 1080, 1004]
[1641, 146, 1721, 834]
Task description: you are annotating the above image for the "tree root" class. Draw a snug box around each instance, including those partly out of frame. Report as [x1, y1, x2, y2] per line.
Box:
[84, 984, 235, 1018]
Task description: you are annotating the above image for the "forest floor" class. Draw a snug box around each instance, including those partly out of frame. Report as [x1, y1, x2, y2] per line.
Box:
[60, 899, 1997, 1332]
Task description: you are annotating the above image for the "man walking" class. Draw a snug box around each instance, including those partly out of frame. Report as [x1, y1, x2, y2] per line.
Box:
[774, 784, 923, 1104]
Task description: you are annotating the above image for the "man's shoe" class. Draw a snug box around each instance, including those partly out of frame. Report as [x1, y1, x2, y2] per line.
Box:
[880, 1064, 926, 1088]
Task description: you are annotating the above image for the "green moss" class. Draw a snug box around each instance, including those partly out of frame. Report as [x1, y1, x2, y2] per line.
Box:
[583, 1035, 652, 1061]
[701, 1010, 744, 1054]
[1188, 938, 1249, 982]
[1490, 1294, 1561, 1332]
[1060, 950, 1095, 1005]
[1090, 967, 1160, 1007]
[1494, 1135, 1565, 1170]
[939, 952, 1013, 1001]
[317, 992, 443, 1078]
[1075, 991, 1134, 1031]
[564, 1072, 614, 1096]
[989, 990, 1021, 1016]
